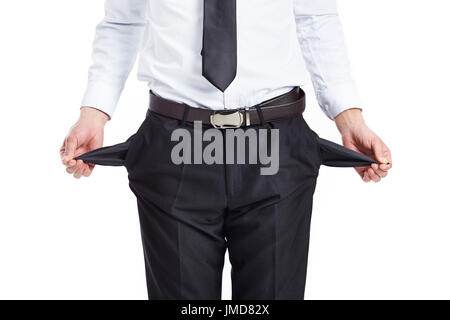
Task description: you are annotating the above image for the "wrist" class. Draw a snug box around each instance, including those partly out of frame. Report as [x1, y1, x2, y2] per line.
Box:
[334, 108, 365, 136]
[80, 107, 109, 126]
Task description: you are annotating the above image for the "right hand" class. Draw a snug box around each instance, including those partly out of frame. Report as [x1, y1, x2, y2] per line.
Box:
[60, 107, 109, 178]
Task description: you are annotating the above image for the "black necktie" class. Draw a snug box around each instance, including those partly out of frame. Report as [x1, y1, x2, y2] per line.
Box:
[202, 0, 237, 92]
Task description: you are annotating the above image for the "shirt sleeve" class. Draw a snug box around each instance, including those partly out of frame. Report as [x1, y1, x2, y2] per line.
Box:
[293, 0, 362, 120]
[81, 0, 148, 119]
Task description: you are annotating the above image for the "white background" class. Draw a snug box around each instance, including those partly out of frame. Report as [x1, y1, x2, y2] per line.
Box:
[0, 0, 449, 300]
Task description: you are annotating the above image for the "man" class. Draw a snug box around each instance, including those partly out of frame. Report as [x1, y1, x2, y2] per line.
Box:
[61, 0, 392, 299]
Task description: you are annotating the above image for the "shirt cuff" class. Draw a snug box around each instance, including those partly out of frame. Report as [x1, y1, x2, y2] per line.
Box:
[81, 80, 124, 119]
[316, 82, 363, 120]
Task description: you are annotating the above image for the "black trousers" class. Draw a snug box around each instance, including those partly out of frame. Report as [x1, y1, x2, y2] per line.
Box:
[77, 93, 376, 300]
[122, 110, 319, 300]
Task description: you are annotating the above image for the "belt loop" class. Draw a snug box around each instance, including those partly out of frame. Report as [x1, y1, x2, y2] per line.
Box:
[245, 107, 250, 126]
[181, 104, 190, 127]
[255, 105, 267, 127]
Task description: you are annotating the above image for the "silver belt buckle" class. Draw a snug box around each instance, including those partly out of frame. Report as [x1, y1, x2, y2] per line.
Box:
[210, 110, 244, 129]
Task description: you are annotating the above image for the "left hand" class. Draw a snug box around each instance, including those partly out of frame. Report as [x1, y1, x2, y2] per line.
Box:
[335, 109, 392, 183]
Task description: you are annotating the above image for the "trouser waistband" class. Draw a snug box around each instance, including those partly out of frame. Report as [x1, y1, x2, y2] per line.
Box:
[148, 87, 306, 129]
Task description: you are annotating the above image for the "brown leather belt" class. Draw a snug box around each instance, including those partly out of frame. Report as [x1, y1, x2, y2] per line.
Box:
[149, 87, 305, 128]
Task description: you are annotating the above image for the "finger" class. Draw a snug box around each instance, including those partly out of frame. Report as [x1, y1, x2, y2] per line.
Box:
[73, 168, 83, 179]
[371, 163, 388, 178]
[354, 167, 365, 179]
[368, 168, 381, 182]
[375, 167, 388, 178]
[59, 143, 65, 159]
[362, 170, 371, 183]
[82, 164, 93, 177]
[69, 160, 84, 178]
[66, 166, 76, 174]
[62, 136, 77, 166]
[67, 163, 86, 177]
[86, 163, 96, 177]
[73, 160, 86, 179]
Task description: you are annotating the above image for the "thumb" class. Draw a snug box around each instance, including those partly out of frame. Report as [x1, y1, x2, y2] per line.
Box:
[90, 133, 104, 150]
[372, 138, 389, 164]
[62, 135, 77, 166]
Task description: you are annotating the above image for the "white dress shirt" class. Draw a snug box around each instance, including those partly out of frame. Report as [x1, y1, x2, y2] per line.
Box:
[82, 0, 362, 120]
